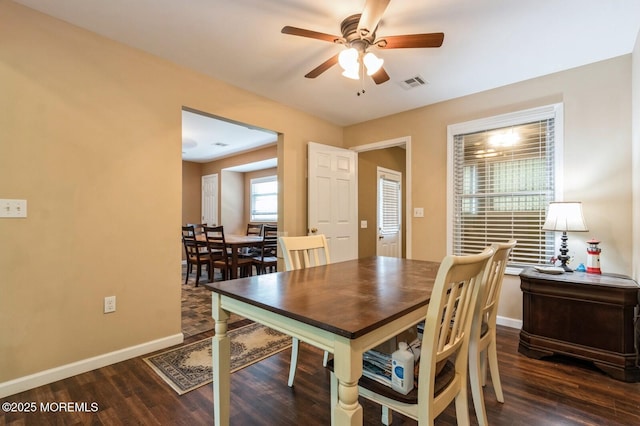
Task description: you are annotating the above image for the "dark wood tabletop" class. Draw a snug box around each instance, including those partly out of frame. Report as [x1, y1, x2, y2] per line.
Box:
[205, 256, 439, 339]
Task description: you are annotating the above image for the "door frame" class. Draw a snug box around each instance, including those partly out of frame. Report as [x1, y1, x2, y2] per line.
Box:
[351, 136, 412, 259]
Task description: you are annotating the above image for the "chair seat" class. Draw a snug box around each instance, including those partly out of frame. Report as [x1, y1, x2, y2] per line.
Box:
[326, 359, 455, 404]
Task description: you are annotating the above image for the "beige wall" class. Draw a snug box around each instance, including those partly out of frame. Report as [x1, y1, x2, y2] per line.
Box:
[0, 2, 342, 388]
[345, 55, 635, 323]
[182, 161, 202, 226]
[221, 170, 244, 235]
[357, 148, 407, 258]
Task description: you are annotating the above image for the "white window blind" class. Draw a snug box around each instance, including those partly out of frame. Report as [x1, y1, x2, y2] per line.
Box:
[379, 177, 401, 235]
[250, 176, 277, 222]
[450, 105, 561, 266]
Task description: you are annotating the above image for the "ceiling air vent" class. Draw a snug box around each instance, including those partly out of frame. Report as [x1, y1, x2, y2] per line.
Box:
[399, 75, 428, 90]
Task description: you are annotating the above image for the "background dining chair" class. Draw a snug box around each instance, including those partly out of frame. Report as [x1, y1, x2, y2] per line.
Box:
[252, 224, 278, 274]
[246, 223, 263, 236]
[204, 225, 253, 281]
[186, 223, 207, 236]
[278, 234, 331, 387]
[242, 223, 264, 258]
[181, 225, 211, 286]
[469, 239, 517, 426]
[331, 247, 494, 425]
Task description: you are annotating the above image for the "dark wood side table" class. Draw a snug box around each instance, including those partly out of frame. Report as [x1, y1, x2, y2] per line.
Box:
[519, 268, 640, 382]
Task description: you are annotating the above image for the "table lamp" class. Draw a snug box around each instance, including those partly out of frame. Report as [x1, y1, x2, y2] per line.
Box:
[542, 201, 588, 272]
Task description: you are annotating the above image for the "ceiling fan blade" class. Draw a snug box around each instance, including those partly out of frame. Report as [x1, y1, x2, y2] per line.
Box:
[305, 54, 339, 79]
[281, 26, 340, 43]
[376, 32, 445, 49]
[357, 0, 391, 36]
[371, 67, 390, 85]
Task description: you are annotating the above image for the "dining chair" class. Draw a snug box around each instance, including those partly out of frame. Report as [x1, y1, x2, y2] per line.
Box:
[246, 223, 263, 236]
[278, 234, 331, 387]
[241, 223, 264, 258]
[330, 247, 494, 425]
[181, 225, 211, 286]
[203, 225, 253, 281]
[186, 223, 207, 235]
[469, 239, 517, 426]
[252, 224, 278, 274]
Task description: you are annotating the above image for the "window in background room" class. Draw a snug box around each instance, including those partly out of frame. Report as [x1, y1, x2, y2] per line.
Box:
[250, 176, 278, 222]
[447, 103, 563, 267]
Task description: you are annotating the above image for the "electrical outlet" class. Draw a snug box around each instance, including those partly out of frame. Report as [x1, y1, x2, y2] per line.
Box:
[104, 296, 116, 313]
[413, 207, 424, 218]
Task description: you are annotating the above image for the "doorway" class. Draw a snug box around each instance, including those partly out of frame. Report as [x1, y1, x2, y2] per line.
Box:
[352, 136, 411, 259]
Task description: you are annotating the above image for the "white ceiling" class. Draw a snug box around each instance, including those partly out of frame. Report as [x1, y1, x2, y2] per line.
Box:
[14, 0, 640, 160]
[181, 109, 277, 163]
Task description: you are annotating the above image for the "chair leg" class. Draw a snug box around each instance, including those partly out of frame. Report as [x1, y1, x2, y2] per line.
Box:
[288, 337, 300, 387]
[470, 344, 488, 426]
[454, 386, 471, 426]
[487, 337, 504, 402]
[184, 263, 190, 285]
[195, 263, 201, 287]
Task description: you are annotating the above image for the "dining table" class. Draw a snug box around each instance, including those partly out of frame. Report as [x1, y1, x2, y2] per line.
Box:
[205, 256, 439, 426]
[197, 234, 263, 279]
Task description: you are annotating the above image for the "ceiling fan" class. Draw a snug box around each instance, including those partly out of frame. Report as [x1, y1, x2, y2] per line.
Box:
[281, 0, 444, 85]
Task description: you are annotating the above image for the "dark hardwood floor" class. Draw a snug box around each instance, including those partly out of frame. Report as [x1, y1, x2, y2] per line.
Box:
[2, 281, 640, 425]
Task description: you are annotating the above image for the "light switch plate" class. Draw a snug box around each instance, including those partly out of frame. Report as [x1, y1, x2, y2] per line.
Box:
[413, 207, 424, 218]
[0, 199, 27, 218]
[360, 220, 368, 228]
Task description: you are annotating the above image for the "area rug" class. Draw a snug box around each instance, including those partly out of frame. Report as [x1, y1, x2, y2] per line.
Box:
[144, 323, 292, 394]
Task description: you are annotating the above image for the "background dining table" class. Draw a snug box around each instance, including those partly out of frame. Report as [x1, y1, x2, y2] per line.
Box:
[196, 234, 263, 279]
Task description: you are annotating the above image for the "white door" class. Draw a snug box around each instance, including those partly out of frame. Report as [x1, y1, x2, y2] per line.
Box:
[201, 173, 218, 226]
[308, 142, 358, 263]
[377, 167, 402, 257]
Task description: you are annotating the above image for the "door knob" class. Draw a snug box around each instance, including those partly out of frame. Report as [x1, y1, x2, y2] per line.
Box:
[378, 235, 384, 240]
[310, 227, 318, 234]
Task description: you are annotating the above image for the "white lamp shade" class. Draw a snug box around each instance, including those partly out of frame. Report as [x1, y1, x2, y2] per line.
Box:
[542, 202, 588, 232]
[338, 48, 358, 71]
[363, 52, 383, 75]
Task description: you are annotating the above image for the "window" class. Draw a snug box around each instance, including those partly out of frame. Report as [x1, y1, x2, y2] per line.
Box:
[447, 104, 563, 267]
[250, 176, 277, 222]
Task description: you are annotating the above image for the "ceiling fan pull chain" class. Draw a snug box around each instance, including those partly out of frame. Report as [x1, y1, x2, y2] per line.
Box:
[357, 61, 366, 96]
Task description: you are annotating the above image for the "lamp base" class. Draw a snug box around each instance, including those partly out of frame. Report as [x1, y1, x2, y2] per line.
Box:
[559, 262, 573, 273]
[556, 231, 573, 272]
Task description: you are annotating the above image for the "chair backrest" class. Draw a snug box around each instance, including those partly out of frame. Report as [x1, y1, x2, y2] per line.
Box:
[182, 225, 203, 258]
[246, 223, 264, 236]
[203, 225, 227, 261]
[261, 225, 278, 257]
[479, 240, 517, 327]
[186, 223, 207, 235]
[278, 234, 330, 271]
[416, 247, 494, 411]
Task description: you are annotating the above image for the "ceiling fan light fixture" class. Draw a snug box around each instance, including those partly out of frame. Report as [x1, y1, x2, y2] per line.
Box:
[363, 52, 383, 75]
[338, 47, 359, 71]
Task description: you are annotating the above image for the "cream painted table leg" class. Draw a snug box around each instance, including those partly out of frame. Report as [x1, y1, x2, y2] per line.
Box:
[212, 295, 231, 426]
[332, 338, 363, 426]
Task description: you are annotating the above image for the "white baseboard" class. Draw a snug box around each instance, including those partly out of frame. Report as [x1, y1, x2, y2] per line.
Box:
[497, 315, 522, 329]
[0, 333, 184, 399]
